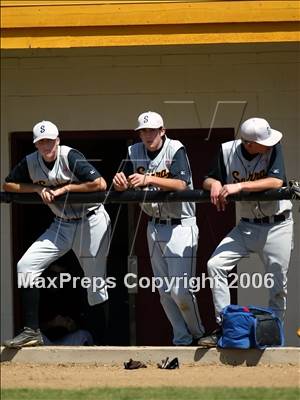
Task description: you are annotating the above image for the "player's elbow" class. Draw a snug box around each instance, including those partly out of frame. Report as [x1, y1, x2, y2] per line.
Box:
[178, 180, 188, 191]
[3, 182, 13, 192]
[93, 177, 107, 192]
[271, 178, 284, 189]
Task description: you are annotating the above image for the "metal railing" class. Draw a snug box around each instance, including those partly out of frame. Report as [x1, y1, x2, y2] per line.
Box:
[0, 187, 297, 205]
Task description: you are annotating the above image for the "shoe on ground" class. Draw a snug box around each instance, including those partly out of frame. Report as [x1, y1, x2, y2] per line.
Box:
[3, 327, 44, 348]
[197, 330, 221, 348]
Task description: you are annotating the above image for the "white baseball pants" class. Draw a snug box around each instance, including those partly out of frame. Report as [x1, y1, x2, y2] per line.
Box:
[207, 216, 293, 323]
[147, 218, 204, 345]
[17, 206, 111, 305]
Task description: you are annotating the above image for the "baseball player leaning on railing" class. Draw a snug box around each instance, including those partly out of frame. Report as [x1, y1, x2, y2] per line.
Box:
[113, 111, 205, 346]
[3, 120, 111, 348]
[198, 117, 294, 348]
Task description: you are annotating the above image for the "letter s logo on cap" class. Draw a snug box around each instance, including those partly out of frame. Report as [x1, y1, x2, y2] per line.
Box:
[143, 116, 148, 123]
[40, 125, 45, 133]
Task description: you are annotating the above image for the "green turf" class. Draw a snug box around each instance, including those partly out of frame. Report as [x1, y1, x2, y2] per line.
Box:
[1, 387, 299, 400]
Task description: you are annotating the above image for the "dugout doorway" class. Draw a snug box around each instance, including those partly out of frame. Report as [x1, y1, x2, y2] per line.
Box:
[9, 128, 235, 345]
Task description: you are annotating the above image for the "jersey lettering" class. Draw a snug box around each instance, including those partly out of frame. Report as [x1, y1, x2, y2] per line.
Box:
[136, 166, 170, 178]
[232, 169, 267, 183]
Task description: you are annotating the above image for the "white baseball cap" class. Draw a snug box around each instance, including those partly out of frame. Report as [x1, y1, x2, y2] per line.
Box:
[240, 118, 282, 147]
[135, 111, 164, 131]
[33, 120, 59, 143]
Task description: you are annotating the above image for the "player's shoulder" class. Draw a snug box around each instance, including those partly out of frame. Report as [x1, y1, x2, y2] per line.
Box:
[60, 145, 74, 155]
[269, 141, 284, 161]
[25, 149, 39, 163]
[60, 145, 85, 159]
[168, 138, 183, 148]
[221, 139, 241, 154]
[128, 141, 143, 154]
[273, 142, 283, 151]
[222, 139, 241, 148]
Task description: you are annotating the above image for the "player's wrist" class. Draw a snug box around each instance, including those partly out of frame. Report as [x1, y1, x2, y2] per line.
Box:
[211, 180, 222, 190]
[145, 175, 151, 186]
[236, 182, 243, 191]
[37, 186, 46, 194]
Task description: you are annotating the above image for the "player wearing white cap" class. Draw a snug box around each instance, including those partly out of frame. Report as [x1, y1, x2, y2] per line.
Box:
[113, 111, 205, 346]
[198, 117, 293, 347]
[3, 121, 111, 348]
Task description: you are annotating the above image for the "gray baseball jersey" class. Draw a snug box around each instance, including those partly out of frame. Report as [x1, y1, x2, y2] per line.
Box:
[26, 145, 101, 219]
[9, 144, 110, 305]
[129, 137, 195, 219]
[222, 140, 292, 218]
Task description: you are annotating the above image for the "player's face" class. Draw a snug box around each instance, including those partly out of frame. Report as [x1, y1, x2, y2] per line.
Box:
[243, 141, 271, 154]
[139, 128, 165, 152]
[35, 138, 59, 162]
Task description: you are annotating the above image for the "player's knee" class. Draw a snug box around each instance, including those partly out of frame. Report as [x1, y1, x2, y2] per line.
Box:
[17, 257, 40, 288]
[17, 257, 31, 275]
[170, 288, 189, 307]
[207, 257, 219, 276]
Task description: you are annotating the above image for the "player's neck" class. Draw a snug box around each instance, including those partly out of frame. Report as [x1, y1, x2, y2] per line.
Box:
[241, 143, 258, 161]
[147, 136, 166, 159]
[43, 158, 56, 170]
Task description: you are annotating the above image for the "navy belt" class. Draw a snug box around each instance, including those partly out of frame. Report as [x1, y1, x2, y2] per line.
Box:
[149, 217, 182, 225]
[56, 207, 99, 222]
[242, 213, 286, 224]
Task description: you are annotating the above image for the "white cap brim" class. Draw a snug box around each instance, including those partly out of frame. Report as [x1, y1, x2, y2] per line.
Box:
[135, 123, 163, 131]
[33, 133, 58, 143]
[254, 129, 282, 146]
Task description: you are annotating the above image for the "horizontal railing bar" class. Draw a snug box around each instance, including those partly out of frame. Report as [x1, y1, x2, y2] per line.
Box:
[0, 188, 297, 205]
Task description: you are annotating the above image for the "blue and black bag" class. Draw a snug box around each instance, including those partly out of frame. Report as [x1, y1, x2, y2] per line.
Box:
[218, 305, 284, 349]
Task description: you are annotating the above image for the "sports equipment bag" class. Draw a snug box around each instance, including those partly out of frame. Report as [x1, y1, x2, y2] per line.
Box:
[218, 305, 284, 349]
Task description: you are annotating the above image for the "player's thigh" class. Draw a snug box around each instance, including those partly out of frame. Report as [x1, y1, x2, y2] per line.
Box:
[17, 220, 74, 276]
[167, 224, 198, 256]
[165, 224, 198, 278]
[147, 223, 169, 277]
[259, 218, 293, 276]
[208, 224, 249, 271]
[73, 208, 111, 258]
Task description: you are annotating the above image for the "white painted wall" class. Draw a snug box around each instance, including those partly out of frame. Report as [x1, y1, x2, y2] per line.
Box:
[1, 43, 299, 345]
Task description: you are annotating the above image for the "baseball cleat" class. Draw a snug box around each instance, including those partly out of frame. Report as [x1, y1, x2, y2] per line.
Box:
[197, 330, 220, 348]
[3, 327, 44, 348]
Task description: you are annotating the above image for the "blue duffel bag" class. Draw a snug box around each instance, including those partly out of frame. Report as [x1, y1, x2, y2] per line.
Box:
[218, 305, 284, 349]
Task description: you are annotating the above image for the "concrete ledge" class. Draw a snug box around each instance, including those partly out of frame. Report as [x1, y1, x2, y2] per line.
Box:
[1, 346, 299, 366]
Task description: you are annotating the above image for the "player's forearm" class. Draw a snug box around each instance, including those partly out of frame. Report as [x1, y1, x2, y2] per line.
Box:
[240, 177, 283, 192]
[146, 176, 187, 191]
[203, 178, 221, 191]
[65, 177, 107, 193]
[3, 182, 42, 194]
